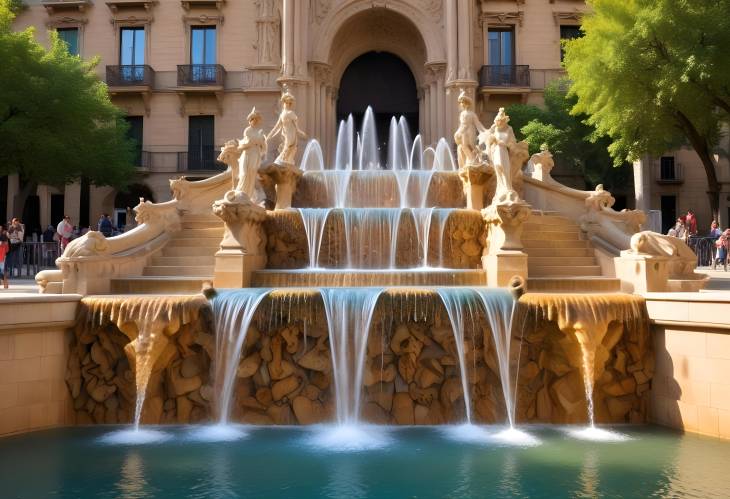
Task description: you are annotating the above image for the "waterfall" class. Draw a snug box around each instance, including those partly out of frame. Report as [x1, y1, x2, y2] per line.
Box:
[212, 289, 270, 424]
[409, 134, 423, 170]
[433, 209, 454, 268]
[474, 289, 518, 428]
[412, 208, 434, 267]
[437, 288, 516, 426]
[435, 138, 456, 171]
[342, 208, 403, 268]
[334, 116, 354, 171]
[320, 288, 383, 424]
[578, 341, 597, 428]
[132, 325, 155, 431]
[299, 208, 332, 268]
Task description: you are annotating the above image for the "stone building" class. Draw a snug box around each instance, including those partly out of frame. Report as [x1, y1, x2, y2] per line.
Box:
[2, 0, 729, 234]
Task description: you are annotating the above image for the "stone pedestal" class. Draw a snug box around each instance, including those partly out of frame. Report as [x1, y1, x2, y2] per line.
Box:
[459, 163, 490, 210]
[482, 200, 531, 287]
[614, 252, 670, 293]
[212, 191, 268, 288]
[259, 161, 302, 210]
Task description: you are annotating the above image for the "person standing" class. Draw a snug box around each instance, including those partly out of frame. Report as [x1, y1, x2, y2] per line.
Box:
[685, 210, 698, 236]
[6, 218, 24, 278]
[57, 215, 73, 252]
[710, 220, 722, 238]
[0, 226, 9, 288]
[97, 213, 113, 237]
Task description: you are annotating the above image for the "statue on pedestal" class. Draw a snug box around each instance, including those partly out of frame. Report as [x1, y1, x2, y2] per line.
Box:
[480, 108, 521, 205]
[266, 85, 306, 166]
[236, 107, 267, 201]
[454, 88, 488, 169]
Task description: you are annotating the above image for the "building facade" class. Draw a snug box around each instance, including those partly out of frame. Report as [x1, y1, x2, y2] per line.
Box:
[3, 0, 729, 235]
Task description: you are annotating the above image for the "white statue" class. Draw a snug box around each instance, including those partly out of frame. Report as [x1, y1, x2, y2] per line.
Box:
[453, 88, 488, 169]
[266, 86, 306, 166]
[481, 108, 520, 204]
[236, 107, 267, 199]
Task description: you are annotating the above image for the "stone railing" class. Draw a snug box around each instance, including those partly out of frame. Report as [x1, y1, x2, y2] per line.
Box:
[522, 152, 645, 254]
[37, 170, 232, 294]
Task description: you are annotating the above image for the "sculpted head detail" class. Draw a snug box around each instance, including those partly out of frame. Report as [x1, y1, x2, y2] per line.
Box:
[494, 107, 510, 127]
[457, 88, 473, 110]
[280, 85, 295, 109]
[247, 107, 262, 127]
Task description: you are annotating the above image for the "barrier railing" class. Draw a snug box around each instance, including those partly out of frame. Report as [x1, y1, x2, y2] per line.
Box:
[3, 242, 60, 278]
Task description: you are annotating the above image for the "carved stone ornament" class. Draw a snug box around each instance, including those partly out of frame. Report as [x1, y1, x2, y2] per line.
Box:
[480, 11, 524, 27]
[212, 191, 268, 254]
[482, 200, 532, 253]
[62, 231, 111, 258]
[310, 0, 331, 25]
[134, 198, 182, 231]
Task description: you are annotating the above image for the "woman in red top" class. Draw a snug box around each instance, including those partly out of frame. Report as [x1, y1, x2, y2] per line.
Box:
[0, 225, 9, 289]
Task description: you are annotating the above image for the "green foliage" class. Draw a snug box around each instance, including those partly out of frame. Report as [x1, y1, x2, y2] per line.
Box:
[0, 0, 135, 189]
[563, 0, 730, 214]
[506, 79, 630, 189]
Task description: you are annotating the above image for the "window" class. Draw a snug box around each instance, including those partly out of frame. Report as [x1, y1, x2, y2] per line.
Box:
[560, 25, 582, 61]
[660, 156, 676, 180]
[57, 28, 79, 56]
[120, 27, 145, 82]
[188, 116, 216, 170]
[125, 116, 144, 166]
[488, 29, 514, 66]
[190, 26, 217, 83]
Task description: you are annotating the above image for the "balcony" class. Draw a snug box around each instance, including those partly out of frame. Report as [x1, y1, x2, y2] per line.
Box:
[177, 147, 226, 172]
[656, 161, 684, 185]
[106, 65, 154, 114]
[42, 1, 91, 14]
[177, 64, 226, 87]
[479, 65, 531, 101]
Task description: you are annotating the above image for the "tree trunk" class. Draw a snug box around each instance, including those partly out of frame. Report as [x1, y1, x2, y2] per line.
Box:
[674, 111, 721, 220]
[12, 180, 37, 222]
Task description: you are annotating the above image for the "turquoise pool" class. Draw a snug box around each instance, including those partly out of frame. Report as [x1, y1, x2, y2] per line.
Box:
[0, 425, 728, 498]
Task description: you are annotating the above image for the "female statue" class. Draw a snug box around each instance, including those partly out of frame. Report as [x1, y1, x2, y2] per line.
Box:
[237, 107, 267, 198]
[266, 86, 306, 166]
[483, 108, 519, 203]
[453, 88, 488, 168]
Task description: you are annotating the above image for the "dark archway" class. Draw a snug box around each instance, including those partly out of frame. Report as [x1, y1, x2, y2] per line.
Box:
[337, 52, 418, 161]
[114, 183, 155, 209]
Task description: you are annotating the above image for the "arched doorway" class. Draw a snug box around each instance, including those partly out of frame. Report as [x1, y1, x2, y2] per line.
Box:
[337, 51, 419, 157]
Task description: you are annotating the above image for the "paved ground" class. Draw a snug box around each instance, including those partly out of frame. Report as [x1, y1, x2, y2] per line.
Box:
[0, 278, 40, 294]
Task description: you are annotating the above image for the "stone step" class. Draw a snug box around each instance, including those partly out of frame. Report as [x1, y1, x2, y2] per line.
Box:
[528, 256, 596, 267]
[165, 237, 221, 247]
[181, 213, 221, 222]
[522, 231, 583, 241]
[528, 265, 603, 277]
[523, 239, 590, 249]
[524, 247, 595, 257]
[251, 269, 487, 287]
[151, 255, 216, 266]
[143, 265, 215, 277]
[522, 223, 581, 233]
[526, 213, 572, 226]
[526, 277, 621, 293]
[162, 245, 220, 257]
[172, 227, 224, 238]
[181, 220, 222, 229]
[110, 277, 209, 294]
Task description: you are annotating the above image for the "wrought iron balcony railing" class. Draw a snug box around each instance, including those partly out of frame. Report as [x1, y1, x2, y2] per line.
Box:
[177, 147, 226, 172]
[479, 65, 531, 88]
[657, 161, 684, 184]
[177, 64, 226, 86]
[106, 65, 155, 87]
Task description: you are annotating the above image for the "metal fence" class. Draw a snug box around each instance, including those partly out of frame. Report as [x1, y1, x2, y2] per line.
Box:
[3, 242, 60, 278]
[688, 236, 718, 268]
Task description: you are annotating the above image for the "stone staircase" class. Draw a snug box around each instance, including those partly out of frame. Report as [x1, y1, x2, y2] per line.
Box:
[524, 212, 620, 292]
[110, 214, 220, 294]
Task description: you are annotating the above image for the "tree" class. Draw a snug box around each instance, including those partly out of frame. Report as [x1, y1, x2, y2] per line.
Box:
[506, 79, 631, 190]
[563, 0, 730, 219]
[0, 0, 135, 218]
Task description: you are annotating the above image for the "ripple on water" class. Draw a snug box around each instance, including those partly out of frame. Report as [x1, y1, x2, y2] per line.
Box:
[98, 428, 172, 445]
[441, 424, 541, 447]
[304, 424, 393, 452]
[185, 424, 248, 443]
[567, 426, 631, 442]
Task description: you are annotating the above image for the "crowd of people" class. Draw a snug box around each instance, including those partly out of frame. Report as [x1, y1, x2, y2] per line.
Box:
[667, 209, 730, 269]
[0, 213, 129, 287]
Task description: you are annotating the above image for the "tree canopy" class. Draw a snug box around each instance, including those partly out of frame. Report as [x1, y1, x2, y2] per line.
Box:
[506, 79, 631, 191]
[0, 0, 135, 195]
[563, 0, 730, 218]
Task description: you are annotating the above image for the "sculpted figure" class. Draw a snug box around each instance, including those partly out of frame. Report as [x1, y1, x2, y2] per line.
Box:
[217, 140, 243, 190]
[266, 86, 306, 166]
[453, 88, 488, 168]
[236, 107, 267, 198]
[482, 108, 520, 204]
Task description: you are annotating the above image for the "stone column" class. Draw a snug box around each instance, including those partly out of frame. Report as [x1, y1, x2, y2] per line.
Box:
[446, 0, 458, 83]
[423, 85, 431, 144]
[482, 200, 532, 287]
[436, 70, 445, 141]
[460, 165, 491, 210]
[281, 0, 294, 76]
[212, 192, 268, 288]
[457, 0, 473, 81]
[37, 185, 50, 229]
[6, 174, 19, 220]
[64, 182, 81, 226]
[633, 155, 652, 214]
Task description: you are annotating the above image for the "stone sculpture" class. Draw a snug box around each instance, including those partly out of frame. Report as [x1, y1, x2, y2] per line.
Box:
[454, 88, 487, 169]
[481, 107, 522, 205]
[236, 107, 267, 200]
[267, 86, 306, 167]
